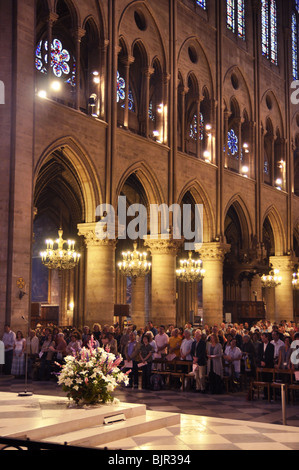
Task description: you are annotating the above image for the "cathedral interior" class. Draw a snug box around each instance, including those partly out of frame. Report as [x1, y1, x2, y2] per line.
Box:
[1, 0, 299, 333]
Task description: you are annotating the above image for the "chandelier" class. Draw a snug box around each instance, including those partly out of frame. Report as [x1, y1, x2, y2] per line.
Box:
[292, 271, 299, 290]
[118, 242, 151, 280]
[261, 269, 282, 288]
[40, 228, 81, 270]
[176, 251, 205, 283]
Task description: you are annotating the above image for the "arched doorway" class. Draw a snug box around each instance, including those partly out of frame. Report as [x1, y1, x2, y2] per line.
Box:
[32, 142, 100, 329]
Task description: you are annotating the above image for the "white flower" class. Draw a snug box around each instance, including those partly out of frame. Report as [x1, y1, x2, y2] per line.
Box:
[64, 378, 73, 387]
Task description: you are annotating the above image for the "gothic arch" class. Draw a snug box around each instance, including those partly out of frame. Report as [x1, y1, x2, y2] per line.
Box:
[114, 162, 165, 210]
[177, 179, 216, 243]
[34, 136, 102, 223]
[262, 205, 287, 256]
[223, 195, 253, 250]
[177, 36, 214, 100]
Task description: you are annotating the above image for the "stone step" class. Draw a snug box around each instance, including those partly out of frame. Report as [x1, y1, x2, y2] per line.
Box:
[8, 402, 147, 442]
[42, 410, 180, 449]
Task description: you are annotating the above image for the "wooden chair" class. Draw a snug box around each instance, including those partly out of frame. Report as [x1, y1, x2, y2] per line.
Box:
[250, 367, 275, 402]
[288, 371, 299, 405]
[271, 369, 293, 403]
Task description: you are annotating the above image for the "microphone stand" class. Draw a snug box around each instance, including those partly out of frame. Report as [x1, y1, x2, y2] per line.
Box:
[18, 316, 33, 397]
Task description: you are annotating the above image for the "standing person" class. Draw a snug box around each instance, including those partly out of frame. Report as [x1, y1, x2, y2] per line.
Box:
[139, 335, 153, 390]
[39, 333, 56, 381]
[147, 321, 158, 338]
[155, 325, 169, 357]
[180, 329, 194, 361]
[207, 333, 223, 394]
[26, 330, 40, 380]
[168, 328, 182, 359]
[124, 332, 141, 389]
[2, 325, 16, 375]
[11, 331, 26, 377]
[191, 330, 207, 393]
[271, 330, 285, 366]
[257, 333, 275, 400]
[223, 338, 242, 380]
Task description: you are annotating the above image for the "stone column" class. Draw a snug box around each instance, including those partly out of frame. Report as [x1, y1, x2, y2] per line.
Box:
[78, 223, 116, 328]
[121, 55, 135, 129]
[196, 242, 230, 326]
[131, 276, 146, 329]
[144, 238, 182, 327]
[73, 27, 86, 110]
[269, 255, 296, 323]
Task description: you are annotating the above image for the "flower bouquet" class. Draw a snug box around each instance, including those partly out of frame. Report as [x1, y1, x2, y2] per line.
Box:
[56, 340, 130, 406]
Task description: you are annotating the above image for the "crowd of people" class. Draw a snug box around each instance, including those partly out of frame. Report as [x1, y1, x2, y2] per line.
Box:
[1, 319, 299, 397]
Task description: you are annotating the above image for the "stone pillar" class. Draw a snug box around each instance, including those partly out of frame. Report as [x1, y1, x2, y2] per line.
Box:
[78, 223, 116, 328]
[73, 27, 86, 110]
[144, 238, 182, 327]
[269, 256, 296, 323]
[131, 277, 146, 329]
[196, 242, 230, 326]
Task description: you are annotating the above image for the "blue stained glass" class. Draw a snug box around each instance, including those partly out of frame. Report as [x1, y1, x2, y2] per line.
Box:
[149, 101, 155, 121]
[117, 71, 126, 102]
[35, 39, 76, 86]
[121, 88, 135, 112]
[196, 0, 206, 9]
[227, 0, 236, 32]
[190, 113, 204, 141]
[293, 12, 299, 80]
[264, 160, 269, 175]
[117, 71, 135, 111]
[296, 0, 299, 14]
[228, 129, 238, 156]
[270, 0, 278, 65]
[261, 0, 278, 65]
[237, 0, 246, 39]
[227, 0, 245, 39]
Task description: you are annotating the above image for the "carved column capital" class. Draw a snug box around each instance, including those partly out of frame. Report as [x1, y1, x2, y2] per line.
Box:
[78, 223, 117, 248]
[144, 237, 183, 255]
[195, 242, 231, 263]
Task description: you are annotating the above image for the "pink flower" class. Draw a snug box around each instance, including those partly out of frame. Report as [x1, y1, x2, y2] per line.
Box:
[85, 377, 89, 384]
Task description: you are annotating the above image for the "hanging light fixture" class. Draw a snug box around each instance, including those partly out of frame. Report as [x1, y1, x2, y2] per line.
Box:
[292, 271, 299, 290]
[176, 251, 205, 283]
[40, 228, 81, 271]
[261, 268, 282, 288]
[118, 242, 151, 280]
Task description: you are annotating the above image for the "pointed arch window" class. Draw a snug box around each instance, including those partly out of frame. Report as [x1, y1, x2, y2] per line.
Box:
[293, 4, 299, 80]
[261, 0, 278, 65]
[227, 0, 246, 40]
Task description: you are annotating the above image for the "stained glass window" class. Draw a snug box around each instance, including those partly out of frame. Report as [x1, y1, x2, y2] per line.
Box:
[237, 0, 246, 39]
[35, 39, 76, 87]
[227, 0, 235, 32]
[117, 71, 126, 103]
[196, 0, 206, 9]
[190, 113, 204, 141]
[228, 129, 239, 157]
[227, 1, 245, 40]
[293, 13, 298, 80]
[270, 0, 278, 65]
[117, 71, 135, 111]
[149, 101, 155, 121]
[264, 159, 269, 175]
[296, 0, 299, 14]
[261, 0, 278, 65]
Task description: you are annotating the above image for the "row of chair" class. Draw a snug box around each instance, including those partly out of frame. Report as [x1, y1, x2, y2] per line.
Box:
[250, 368, 299, 404]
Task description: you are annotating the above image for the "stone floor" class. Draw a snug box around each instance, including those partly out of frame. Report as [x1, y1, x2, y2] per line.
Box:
[1, 375, 299, 450]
